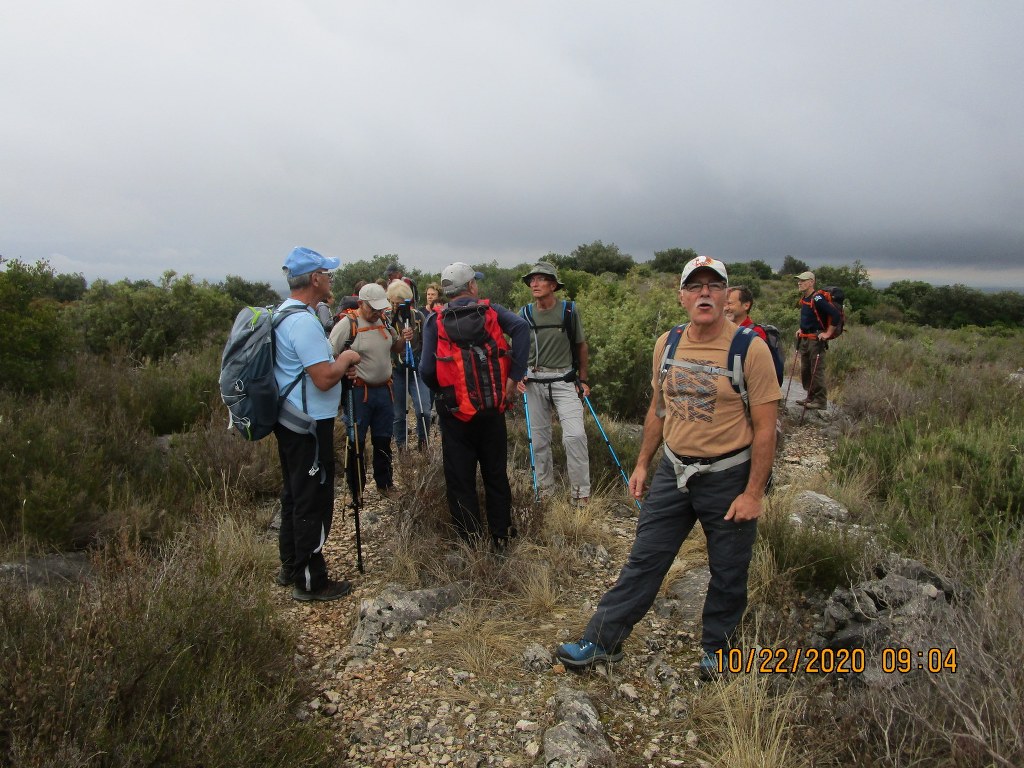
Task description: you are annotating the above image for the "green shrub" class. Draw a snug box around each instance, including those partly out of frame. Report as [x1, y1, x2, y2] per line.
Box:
[0, 259, 72, 393]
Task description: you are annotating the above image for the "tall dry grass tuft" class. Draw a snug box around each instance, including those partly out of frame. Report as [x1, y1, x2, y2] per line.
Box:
[691, 671, 811, 768]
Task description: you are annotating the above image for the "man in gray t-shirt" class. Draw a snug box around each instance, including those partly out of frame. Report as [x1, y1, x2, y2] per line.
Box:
[516, 262, 591, 503]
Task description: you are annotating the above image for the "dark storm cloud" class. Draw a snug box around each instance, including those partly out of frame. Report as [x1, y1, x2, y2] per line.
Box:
[1, 2, 1022, 288]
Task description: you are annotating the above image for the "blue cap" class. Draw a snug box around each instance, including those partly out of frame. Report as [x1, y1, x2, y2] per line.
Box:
[283, 246, 340, 279]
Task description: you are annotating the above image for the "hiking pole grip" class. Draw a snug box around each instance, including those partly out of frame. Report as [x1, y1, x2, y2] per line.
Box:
[521, 391, 540, 502]
[583, 396, 642, 510]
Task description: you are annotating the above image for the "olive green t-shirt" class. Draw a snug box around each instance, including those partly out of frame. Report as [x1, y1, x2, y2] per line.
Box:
[521, 302, 585, 369]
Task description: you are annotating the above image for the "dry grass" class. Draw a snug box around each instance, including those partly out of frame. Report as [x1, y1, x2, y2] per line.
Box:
[692, 671, 810, 768]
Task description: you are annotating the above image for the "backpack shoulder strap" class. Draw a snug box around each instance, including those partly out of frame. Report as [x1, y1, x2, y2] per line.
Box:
[658, 324, 688, 382]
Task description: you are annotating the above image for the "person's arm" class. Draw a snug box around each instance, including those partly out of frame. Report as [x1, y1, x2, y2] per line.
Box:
[306, 350, 361, 391]
[816, 295, 843, 340]
[419, 314, 439, 390]
[628, 392, 666, 500]
[575, 341, 590, 398]
[724, 399, 778, 521]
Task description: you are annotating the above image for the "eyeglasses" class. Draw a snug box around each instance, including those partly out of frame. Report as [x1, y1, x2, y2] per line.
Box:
[681, 281, 727, 294]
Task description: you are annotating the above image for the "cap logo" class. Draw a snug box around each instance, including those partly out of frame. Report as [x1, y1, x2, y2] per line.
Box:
[694, 256, 713, 267]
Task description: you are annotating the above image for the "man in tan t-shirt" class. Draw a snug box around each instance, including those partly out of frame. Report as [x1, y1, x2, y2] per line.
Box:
[557, 256, 781, 679]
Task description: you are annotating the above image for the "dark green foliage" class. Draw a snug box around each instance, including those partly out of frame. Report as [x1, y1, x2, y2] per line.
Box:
[570, 240, 635, 276]
[218, 274, 281, 308]
[79, 271, 235, 362]
[576, 270, 682, 419]
[0, 530, 330, 768]
[780, 255, 809, 275]
[0, 259, 74, 393]
[649, 247, 698, 274]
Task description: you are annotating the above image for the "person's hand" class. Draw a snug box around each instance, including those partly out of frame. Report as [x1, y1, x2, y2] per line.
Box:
[724, 492, 763, 522]
[577, 381, 591, 399]
[339, 349, 360, 366]
[401, 327, 414, 342]
[516, 379, 527, 394]
[628, 465, 648, 500]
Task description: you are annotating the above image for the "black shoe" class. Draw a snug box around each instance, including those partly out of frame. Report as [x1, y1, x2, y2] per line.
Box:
[275, 566, 293, 587]
[292, 579, 352, 602]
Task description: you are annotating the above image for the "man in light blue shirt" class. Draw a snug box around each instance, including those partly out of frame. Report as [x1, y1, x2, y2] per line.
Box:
[274, 246, 360, 602]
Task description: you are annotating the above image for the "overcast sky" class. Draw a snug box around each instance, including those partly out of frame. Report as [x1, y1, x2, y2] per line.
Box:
[2, 2, 1022, 290]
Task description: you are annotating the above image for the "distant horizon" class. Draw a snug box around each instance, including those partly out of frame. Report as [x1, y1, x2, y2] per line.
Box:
[7, 253, 1021, 295]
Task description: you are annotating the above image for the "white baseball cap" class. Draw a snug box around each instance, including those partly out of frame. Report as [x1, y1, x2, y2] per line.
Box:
[679, 256, 729, 288]
[358, 283, 390, 310]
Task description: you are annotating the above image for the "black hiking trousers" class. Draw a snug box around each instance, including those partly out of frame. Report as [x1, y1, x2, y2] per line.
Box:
[437, 409, 513, 544]
[584, 453, 756, 656]
[275, 418, 336, 592]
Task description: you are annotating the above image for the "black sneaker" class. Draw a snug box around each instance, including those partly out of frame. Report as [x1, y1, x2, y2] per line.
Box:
[275, 566, 293, 587]
[292, 579, 352, 602]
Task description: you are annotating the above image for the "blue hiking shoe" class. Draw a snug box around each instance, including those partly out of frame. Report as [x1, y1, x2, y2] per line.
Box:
[556, 639, 624, 669]
[699, 650, 722, 682]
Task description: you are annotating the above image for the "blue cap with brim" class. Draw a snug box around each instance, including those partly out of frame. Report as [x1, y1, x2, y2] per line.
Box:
[283, 246, 340, 279]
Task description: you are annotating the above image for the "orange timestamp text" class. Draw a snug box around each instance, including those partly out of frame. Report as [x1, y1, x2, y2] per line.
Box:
[712, 646, 958, 675]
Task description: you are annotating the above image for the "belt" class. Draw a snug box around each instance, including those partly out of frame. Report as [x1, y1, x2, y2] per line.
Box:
[798, 331, 819, 339]
[353, 377, 392, 388]
[663, 444, 751, 493]
[352, 377, 394, 403]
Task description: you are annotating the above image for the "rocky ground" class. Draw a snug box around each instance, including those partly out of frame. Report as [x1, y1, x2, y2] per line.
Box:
[269, 390, 839, 767]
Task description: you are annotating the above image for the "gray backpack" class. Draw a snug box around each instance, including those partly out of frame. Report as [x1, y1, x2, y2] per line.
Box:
[219, 304, 314, 441]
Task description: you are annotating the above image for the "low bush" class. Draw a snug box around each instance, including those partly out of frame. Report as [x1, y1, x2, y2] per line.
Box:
[0, 519, 330, 768]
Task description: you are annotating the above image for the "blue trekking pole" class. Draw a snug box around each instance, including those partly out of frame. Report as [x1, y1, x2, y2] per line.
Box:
[583, 395, 642, 511]
[521, 391, 540, 502]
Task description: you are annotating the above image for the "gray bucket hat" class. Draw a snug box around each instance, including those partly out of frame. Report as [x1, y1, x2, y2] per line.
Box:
[521, 261, 565, 290]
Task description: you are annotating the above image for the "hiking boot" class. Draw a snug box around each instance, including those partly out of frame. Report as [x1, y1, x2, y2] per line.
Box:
[292, 578, 352, 602]
[804, 401, 826, 410]
[275, 566, 293, 587]
[794, 398, 808, 406]
[699, 651, 722, 682]
[573, 496, 590, 507]
[556, 639, 623, 669]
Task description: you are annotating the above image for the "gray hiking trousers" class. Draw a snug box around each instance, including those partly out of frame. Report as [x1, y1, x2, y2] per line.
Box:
[525, 374, 591, 500]
[583, 452, 757, 655]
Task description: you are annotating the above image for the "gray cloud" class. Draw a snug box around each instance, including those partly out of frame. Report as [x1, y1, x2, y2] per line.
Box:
[2, 2, 1022, 289]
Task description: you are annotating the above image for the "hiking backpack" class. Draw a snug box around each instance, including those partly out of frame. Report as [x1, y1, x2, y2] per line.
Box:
[518, 300, 580, 381]
[812, 287, 846, 338]
[658, 324, 770, 414]
[219, 304, 311, 441]
[756, 323, 785, 385]
[434, 300, 511, 422]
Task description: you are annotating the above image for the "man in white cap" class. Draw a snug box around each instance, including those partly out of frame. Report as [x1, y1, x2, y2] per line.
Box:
[275, 246, 361, 601]
[557, 255, 780, 678]
[330, 282, 412, 497]
[515, 261, 591, 504]
[419, 263, 530, 548]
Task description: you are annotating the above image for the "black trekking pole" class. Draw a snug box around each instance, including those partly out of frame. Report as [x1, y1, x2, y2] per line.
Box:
[798, 353, 822, 427]
[582, 395, 642, 511]
[783, 345, 800, 405]
[346, 385, 364, 573]
[521, 390, 540, 502]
